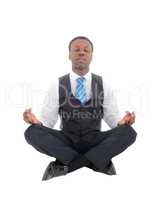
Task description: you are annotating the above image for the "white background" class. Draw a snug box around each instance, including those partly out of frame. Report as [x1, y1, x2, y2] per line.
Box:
[0, 0, 153, 199]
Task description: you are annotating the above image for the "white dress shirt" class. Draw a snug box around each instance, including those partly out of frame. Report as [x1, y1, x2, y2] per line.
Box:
[40, 70, 122, 129]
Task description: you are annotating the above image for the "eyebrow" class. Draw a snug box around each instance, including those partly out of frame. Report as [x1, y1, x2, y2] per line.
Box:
[73, 45, 90, 49]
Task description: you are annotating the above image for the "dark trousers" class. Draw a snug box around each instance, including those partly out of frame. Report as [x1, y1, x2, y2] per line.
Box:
[24, 124, 137, 172]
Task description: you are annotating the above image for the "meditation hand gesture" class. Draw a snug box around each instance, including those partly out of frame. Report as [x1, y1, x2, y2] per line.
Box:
[23, 108, 41, 125]
[118, 111, 136, 126]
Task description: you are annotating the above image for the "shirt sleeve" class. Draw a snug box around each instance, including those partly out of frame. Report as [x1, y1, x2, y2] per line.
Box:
[39, 79, 59, 128]
[102, 79, 122, 128]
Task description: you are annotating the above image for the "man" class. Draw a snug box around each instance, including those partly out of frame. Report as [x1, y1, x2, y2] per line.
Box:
[23, 36, 137, 181]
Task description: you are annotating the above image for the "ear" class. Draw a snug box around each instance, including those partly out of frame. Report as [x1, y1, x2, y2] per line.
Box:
[69, 52, 71, 60]
[90, 53, 93, 61]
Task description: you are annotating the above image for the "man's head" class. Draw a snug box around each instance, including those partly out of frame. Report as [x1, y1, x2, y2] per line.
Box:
[69, 36, 93, 75]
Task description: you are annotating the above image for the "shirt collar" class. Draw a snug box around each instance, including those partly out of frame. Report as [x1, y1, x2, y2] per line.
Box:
[70, 70, 91, 81]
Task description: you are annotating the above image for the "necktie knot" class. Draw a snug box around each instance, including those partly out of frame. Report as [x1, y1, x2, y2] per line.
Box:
[76, 76, 85, 84]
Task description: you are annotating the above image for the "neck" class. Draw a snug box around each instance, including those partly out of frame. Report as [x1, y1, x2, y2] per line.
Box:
[72, 66, 89, 76]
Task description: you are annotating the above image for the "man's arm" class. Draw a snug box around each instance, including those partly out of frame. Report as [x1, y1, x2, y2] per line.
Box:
[102, 80, 136, 128]
[102, 80, 122, 128]
[23, 79, 59, 127]
[39, 79, 59, 128]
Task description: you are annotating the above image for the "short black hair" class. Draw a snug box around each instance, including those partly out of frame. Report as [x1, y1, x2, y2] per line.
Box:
[69, 36, 94, 52]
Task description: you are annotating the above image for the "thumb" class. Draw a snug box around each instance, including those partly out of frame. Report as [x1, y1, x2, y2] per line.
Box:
[125, 111, 131, 116]
[27, 107, 32, 113]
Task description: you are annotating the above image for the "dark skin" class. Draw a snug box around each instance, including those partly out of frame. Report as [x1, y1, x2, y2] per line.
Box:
[69, 39, 92, 76]
[23, 39, 136, 126]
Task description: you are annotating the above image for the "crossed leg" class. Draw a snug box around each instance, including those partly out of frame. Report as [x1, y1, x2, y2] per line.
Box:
[84, 124, 137, 171]
[24, 124, 137, 174]
[24, 124, 80, 166]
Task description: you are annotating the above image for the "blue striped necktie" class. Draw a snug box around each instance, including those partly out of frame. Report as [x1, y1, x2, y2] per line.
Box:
[75, 76, 87, 104]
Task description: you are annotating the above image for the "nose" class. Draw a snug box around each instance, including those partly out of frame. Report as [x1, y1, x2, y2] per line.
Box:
[78, 52, 85, 57]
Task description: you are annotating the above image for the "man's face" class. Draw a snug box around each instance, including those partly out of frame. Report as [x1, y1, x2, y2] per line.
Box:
[69, 39, 93, 69]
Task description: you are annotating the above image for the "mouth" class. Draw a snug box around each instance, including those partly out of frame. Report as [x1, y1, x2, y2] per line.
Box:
[76, 58, 87, 62]
[74, 61, 88, 69]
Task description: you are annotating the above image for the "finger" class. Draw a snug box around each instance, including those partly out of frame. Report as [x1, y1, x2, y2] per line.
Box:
[125, 117, 130, 124]
[129, 118, 135, 125]
[132, 111, 136, 117]
[124, 114, 131, 120]
[27, 108, 32, 113]
[131, 112, 134, 115]
[132, 112, 136, 118]
[126, 118, 132, 125]
[23, 116, 30, 123]
[130, 113, 135, 120]
[123, 114, 130, 120]
[132, 116, 136, 122]
[23, 114, 29, 121]
[24, 115, 32, 123]
[24, 109, 28, 114]
[125, 113, 132, 118]
[129, 114, 135, 120]
[24, 109, 31, 114]
[129, 115, 135, 124]
[24, 112, 30, 117]
[25, 107, 31, 111]
[126, 115, 133, 123]
[23, 112, 28, 118]
[24, 113, 33, 122]
[125, 111, 132, 116]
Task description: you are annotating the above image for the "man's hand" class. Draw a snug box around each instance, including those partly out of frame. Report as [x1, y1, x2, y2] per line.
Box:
[118, 111, 136, 126]
[23, 108, 41, 125]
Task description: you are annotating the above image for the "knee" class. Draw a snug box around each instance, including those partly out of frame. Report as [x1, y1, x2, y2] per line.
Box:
[119, 124, 137, 144]
[24, 124, 37, 143]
